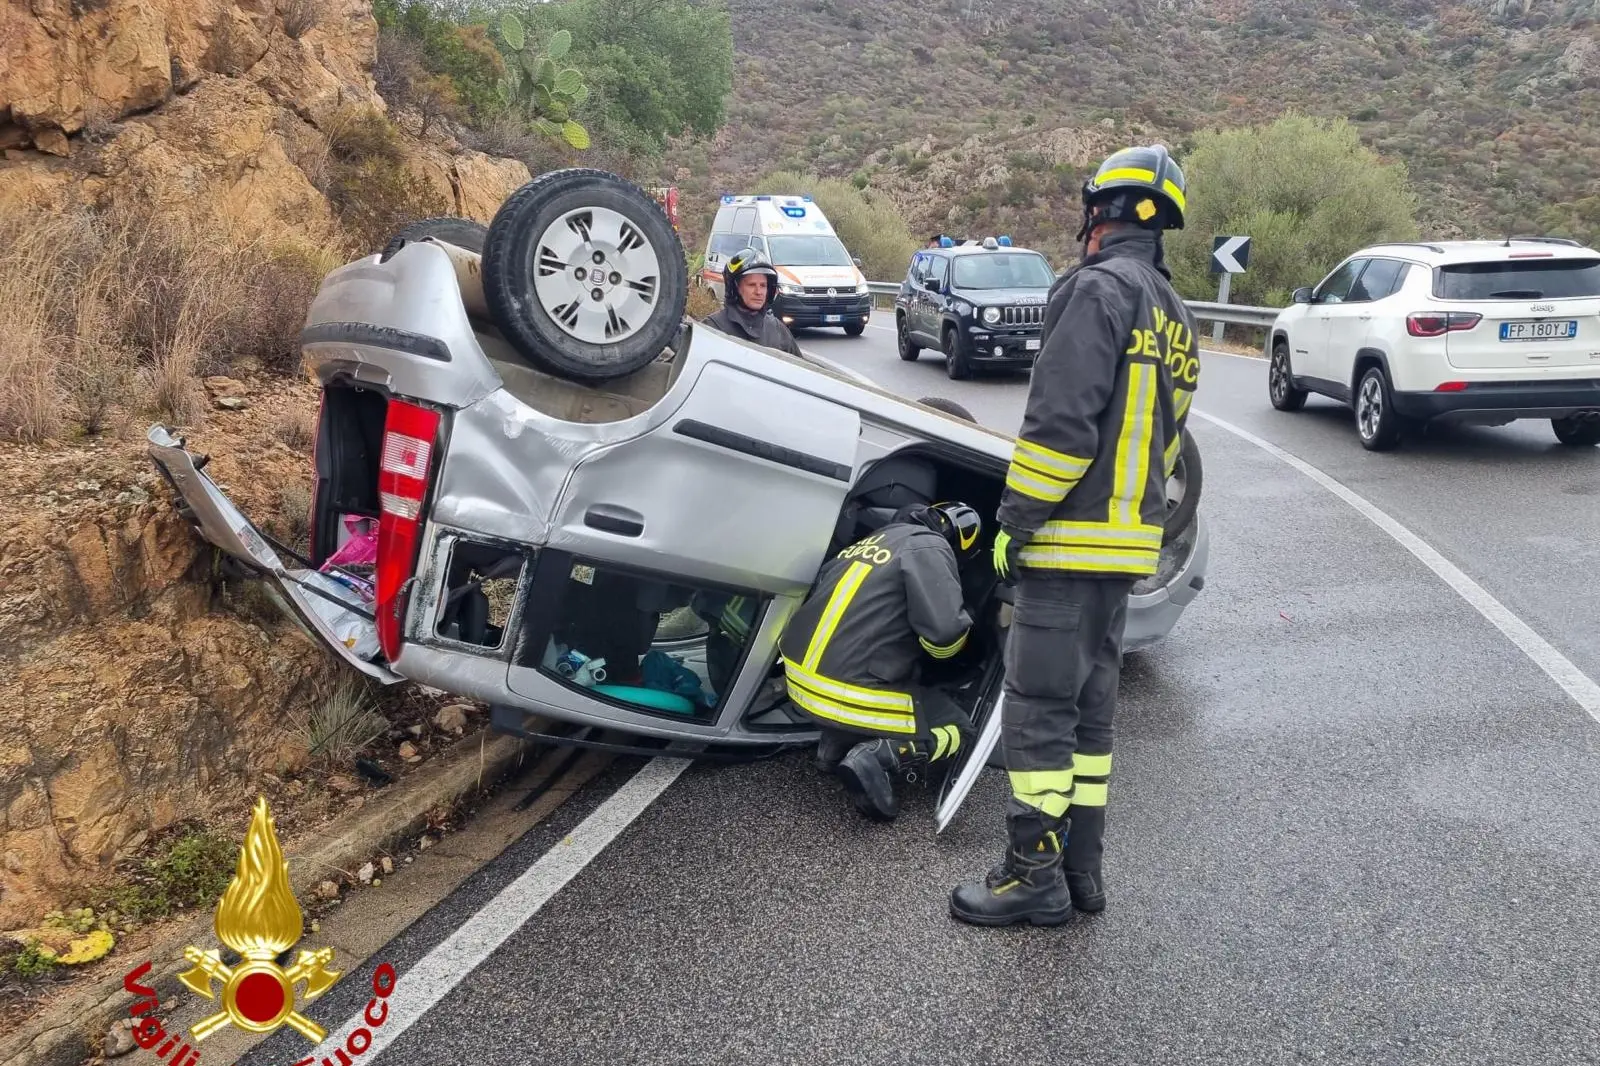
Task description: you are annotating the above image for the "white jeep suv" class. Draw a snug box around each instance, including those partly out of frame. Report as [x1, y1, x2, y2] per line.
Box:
[1266, 238, 1600, 451]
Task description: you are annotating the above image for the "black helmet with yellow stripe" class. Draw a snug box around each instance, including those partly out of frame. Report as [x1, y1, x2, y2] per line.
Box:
[723, 247, 781, 313]
[890, 500, 983, 560]
[1076, 144, 1188, 240]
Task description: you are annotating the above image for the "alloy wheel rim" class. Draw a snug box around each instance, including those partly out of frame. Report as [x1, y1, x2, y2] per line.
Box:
[1358, 376, 1382, 439]
[1270, 352, 1287, 401]
[534, 205, 662, 345]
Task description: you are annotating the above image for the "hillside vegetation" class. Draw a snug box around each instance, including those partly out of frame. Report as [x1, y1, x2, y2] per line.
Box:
[674, 0, 1600, 281]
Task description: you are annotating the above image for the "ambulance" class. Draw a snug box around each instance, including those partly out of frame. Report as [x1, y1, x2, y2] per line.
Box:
[700, 194, 873, 336]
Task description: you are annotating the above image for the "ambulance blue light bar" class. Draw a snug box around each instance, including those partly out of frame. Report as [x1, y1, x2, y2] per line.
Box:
[998, 235, 1012, 246]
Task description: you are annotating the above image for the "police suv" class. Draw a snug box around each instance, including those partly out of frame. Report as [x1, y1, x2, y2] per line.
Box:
[894, 237, 1056, 380]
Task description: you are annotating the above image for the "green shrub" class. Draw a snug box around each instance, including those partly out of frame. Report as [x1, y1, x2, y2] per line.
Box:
[320, 108, 449, 256]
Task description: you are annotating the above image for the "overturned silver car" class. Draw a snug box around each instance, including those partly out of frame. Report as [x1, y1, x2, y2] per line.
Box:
[148, 168, 1209, 809]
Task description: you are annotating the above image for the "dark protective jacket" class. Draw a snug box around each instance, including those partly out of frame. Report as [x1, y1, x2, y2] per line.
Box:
[996, 230, 1198, 579]
[703, 305, 804, 358]
[779, 523, 971, 736]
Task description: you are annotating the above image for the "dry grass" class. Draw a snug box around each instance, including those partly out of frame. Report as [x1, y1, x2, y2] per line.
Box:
[299, 674, 389, 765]
[685, 282, 720, 320]
[0, 204, 331, 443]
[275, 407, 316, 450]
[280, 0, 321, 40]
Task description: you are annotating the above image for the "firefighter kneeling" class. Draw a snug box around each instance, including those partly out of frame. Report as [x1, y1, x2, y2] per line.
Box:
[780, 502, 983, 822]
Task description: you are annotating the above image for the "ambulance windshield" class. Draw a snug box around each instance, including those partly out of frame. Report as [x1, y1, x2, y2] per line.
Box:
[767, 235, 854, 267]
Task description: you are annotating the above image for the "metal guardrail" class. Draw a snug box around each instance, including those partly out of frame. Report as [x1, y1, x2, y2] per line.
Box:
[864, 282, 1281, 328]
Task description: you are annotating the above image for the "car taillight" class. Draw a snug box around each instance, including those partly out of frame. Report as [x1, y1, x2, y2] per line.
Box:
[1406, 311, 1482, 337]
[1434, 381, 1469, 392]
[375, 399, 441, 663]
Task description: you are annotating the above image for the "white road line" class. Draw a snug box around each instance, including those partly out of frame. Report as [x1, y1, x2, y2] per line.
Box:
[1190, 407, 1600, 725]
[318, 757, 690, 1057]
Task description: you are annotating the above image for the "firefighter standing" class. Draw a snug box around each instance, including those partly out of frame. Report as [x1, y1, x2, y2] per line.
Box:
[780, 502, 984, 822]
[949, 145, 1199, 927]
[702, 249, 805, 357]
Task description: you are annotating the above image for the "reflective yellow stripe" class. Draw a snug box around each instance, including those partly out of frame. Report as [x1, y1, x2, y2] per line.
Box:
[786, 681, 918, 734]
[1163, 433, 1183, 479]
[784, 659, 916, 713]
[1175, 387, 1194, 420]
[721, 596, 750, 639]
[1033, 521, 1162, 549]
[1098, 166, 1156, 184]
[1005, 462, 1074, 502]
[1072, 752, 1112, 778]
[1072, 781, 1109, 807]
[1010, 768, 1074, 818]
[932, 724, 962, 760]
[1111, 361, 1157, 526]
[1018, 543, 1159, 575]
[801, 561, 871, 671]
[919, 630, 968, 660]
[1162, 179, 1187, 213]
[1014, 439, 1092, 480]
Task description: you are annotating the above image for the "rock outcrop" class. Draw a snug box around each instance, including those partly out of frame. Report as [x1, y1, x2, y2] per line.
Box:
[0, 0, 530, 234]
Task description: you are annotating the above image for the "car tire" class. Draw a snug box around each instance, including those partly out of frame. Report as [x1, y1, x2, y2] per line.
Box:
[916, 396, 976, 422]
[1269, 339, 1309, 412]
[1163, 426, 1203, 545]
[897, 314, 921, 361]
[1552, 414, 1600, 447]
[482, 168, 687, 383]
[942, 325, 972, 381]
[844, 321, 866, 337]
[1354, 365, 1404, 451]
[379, 216, 489, 261]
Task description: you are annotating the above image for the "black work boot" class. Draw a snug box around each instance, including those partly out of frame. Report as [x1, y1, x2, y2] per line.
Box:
[814, 729, 855, 774]
[949, 809, 1074, 927]
[835, 739, 901, 822]
[1065, 806, 1107, 913]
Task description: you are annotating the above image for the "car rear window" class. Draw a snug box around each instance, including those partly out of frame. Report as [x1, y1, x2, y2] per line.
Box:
[1434, 258, 1600, 300]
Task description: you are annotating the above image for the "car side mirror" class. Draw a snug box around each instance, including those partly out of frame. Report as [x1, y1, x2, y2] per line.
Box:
[852, 256, 863, 269]
[923, 277, 941, 293]
[1292, 287, 1313, 304]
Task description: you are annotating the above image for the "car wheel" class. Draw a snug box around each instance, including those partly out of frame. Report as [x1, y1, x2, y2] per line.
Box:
[1552, 413, 1600, 447]
[482, 168, 687, 383]
[1269, 340, 1308, 412]
[942, 325, 972, 381]
[1163, 426, 1203, 545]
[844, 321, 866, 337]
[379, 216, 489, 261]
[916, 396, 976, 422]
[897, 315, 921, 361]
[1355, 365, 1404, 451]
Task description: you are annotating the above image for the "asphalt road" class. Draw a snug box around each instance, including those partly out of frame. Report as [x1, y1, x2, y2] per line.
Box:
[244, 312, 1600, 1066]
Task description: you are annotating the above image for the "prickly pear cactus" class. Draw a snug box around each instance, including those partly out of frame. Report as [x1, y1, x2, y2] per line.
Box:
[497, 14, 591, 150]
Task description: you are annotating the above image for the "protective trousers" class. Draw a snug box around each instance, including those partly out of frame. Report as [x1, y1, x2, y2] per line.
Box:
[815, 684, 971, 768]
[1000, 573, 1132, 872]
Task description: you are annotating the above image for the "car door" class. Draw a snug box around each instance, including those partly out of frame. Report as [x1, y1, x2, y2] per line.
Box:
[505, 360, 863, 707]
[1299, 258, 1368, 385]
[1326, 258, 1409, 391]
[920, 254, 950, 344]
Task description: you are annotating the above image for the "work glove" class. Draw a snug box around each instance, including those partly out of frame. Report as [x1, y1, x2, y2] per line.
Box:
[992, 527, 1026, 581]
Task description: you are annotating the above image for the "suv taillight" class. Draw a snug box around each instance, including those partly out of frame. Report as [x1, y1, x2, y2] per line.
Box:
[375, 399, 441, 663]
[1406, 311, 1482, 338]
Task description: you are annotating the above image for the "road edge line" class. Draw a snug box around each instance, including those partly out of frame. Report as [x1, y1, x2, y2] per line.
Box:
[315, 756, 691, 1057]
[1190, 407, 1600, 725]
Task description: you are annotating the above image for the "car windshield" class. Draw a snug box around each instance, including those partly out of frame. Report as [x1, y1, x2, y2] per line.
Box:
[952, 252, 1055, 289]
[767, 235, 854, 267]
[1434, 258, 1600, 300]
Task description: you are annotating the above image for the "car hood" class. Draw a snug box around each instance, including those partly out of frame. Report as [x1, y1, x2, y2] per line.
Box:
[951, 286, 1051, 306]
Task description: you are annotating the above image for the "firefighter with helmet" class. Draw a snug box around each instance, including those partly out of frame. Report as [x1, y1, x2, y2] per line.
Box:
[702, 248, 804, 357]
[949, 145, 1200, 927]
[780, 501, 984, 822]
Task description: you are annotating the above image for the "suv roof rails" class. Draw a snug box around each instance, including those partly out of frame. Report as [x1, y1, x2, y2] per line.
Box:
[1367, 241, 1447, 254]
[1502, 235, 1583, 247]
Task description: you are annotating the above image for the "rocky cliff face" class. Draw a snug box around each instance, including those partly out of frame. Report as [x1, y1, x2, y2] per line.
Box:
[0, 0, 530, 233]
[0, 0, 531, 928]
